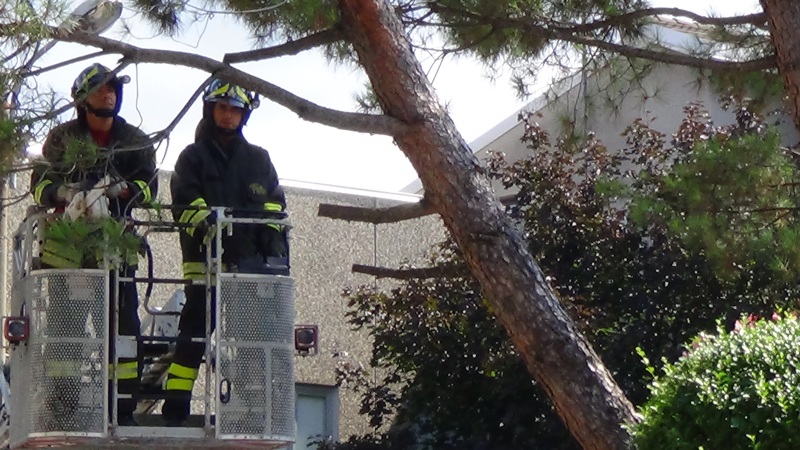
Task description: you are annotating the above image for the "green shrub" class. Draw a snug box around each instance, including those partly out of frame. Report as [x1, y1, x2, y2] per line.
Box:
[632, 315, 800, 450]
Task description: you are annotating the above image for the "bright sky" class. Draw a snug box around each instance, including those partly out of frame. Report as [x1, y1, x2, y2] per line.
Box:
[28, 0, 760, 193]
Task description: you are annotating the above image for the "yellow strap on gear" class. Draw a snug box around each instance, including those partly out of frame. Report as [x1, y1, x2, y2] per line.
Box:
[133, 180, 152, 204]
[33, 180, 53, 205]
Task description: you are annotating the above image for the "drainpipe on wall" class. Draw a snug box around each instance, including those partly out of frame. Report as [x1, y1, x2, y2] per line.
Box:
[0, 178, 6, 366]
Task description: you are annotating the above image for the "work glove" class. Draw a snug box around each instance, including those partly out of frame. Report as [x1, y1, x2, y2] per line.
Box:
[64, 191, 86, 220]
[56, 183, 78, 203]
[64, 179, 111, 221]
[105, 177, 131, 200]
[195, 211, 222, 245]
[55, 180, 92, 203]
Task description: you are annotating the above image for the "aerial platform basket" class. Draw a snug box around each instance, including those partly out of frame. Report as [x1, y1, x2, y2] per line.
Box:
[2, 209, 296, 449]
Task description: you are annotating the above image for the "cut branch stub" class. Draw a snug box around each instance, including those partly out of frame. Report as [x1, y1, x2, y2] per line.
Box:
[317, 195, 515, 224]
[317, 199, 432, 223]
[352, 263, 466, 279]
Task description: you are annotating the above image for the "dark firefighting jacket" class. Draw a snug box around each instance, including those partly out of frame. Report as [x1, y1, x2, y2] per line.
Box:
[31, 116, 158, 268]
[170, 120, 286, 280]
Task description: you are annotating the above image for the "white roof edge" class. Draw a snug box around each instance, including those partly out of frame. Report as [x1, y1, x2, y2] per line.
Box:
[400, 71, 584, 194]
[400, 177, 424, 194]
[280, 178, 422, 203]
[157, 168, 423, 203]
[469, 69, 585, 156]
[467, 110, 525, 153]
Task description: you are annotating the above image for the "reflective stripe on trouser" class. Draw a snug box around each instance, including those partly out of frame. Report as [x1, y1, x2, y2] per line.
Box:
[162, 284, 213, 422]
[182, 261, 228, 281]
[183, 261, 206, 281]
[108, 358, 140, 419]
[164, 363, 198, 392]
[109, 360, 139, 380]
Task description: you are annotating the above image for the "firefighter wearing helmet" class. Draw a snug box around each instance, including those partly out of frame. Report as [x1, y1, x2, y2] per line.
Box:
[162, 79, 288, 426]
[30, 62, 157, 426]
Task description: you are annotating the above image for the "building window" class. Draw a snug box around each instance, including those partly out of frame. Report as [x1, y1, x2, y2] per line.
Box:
[295, 383, 339, 450]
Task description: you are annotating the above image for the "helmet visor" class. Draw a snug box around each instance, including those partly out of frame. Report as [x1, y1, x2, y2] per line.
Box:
[204, 82, 252, 109]
[73, 64, 128, 100]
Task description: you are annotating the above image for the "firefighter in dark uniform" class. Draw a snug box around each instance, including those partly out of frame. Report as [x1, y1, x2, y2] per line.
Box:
[161, 79, 287, 426]
[31, 63, 157, 427]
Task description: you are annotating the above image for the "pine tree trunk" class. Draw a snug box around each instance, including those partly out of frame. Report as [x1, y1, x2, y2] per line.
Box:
[761, 0, 800, 132]
[337, 0, 638, 448]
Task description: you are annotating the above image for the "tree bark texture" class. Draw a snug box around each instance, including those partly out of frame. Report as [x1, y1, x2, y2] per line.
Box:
[337, 0, 638, 449]
[761, 0, 800, 133]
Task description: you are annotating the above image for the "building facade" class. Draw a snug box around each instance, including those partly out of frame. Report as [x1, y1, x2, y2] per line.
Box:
[0, 171, 445, 448]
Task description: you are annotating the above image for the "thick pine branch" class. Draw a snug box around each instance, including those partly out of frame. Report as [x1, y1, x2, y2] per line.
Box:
[428, 4, 777, 72]
[566, 8, 768, 33]
[565, 35, 775, 72]
[224, 27, 345, 63]
[52, 29, 407, 137]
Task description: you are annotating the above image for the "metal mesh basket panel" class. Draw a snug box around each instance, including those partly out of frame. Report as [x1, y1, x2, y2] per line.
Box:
[217, 274, 294, 441]
[11, 271, 108, 441]
[8, 265, 31, 445]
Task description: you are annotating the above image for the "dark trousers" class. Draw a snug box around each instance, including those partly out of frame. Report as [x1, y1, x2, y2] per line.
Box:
[161, 257, 289, 422]
[161, 284, 214, 421]
[42, 267, 140, 426]
[110, 267, 142, 420]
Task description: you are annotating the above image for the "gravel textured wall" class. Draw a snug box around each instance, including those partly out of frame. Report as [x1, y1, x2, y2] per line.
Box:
[1, 170, 445, 441]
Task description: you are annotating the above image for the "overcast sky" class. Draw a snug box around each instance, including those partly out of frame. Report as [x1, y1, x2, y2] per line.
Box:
[28, 0, 760, 193]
